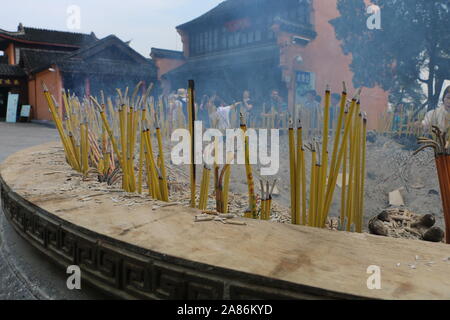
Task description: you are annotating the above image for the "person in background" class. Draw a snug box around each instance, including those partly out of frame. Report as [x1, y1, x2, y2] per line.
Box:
[315, 94, 322, 105]
[422, 85, 450, 132]
[175, 88, 188, 122]
[269, 90, 283, 109]
[169, 92, 185, 128]
[241, 90, 254, 120]
[198, 94, 211, 126]
[303, 90, 321, 131]
[269, 89, 287, 128]
[329, 93, 341, 130]
[209, 96, 241, 130]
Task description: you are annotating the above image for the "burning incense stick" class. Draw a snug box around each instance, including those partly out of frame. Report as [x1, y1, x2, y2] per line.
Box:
[288, 121, 297, 224]
[240, 113, 257, 218]
[188, 80, 196, 208]
[414, 126, 450, 243]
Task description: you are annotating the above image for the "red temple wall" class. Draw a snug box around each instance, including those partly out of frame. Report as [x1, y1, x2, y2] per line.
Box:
[278, 0, 388, 129]
[30, 66, 63, 121]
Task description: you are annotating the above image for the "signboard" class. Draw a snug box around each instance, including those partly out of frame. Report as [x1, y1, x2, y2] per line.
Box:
[293, 71, 316, 124]
[295, 71, 315, 100]
[6, 93, 19, 123]
[0, 79, 20, 86]
[20, 105, 31, 118]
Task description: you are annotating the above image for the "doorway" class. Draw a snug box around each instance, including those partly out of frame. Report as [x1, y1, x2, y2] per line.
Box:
[0, 88, 9, 120]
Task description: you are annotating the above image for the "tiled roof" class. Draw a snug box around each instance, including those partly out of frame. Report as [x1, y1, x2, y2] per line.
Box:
[0, 64, 26, 77]
[177, 0, 262, 30]
[57, 60, 155, 77]
[164, 44, 278, 77]
[20, 48, 68, 72]
[151, 48, 185, 60]
[0, 25, 97, 48]
[18, 35, 156, 77]
[62, 35, 147, 64]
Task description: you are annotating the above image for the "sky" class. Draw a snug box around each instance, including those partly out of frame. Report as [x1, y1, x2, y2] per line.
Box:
[0, 0, 224, 57]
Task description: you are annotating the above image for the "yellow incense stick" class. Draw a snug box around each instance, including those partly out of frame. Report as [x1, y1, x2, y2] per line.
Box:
[321, 98, 358, 226]
[288, 126, 297, 224]
[358, 115, 368, 233]
[318, 88, 331, 222]
[188, 80, 196, 208]
[295, 124, 302, 225]
[308, 148, 316, 227]
[156, 126, 169, 201]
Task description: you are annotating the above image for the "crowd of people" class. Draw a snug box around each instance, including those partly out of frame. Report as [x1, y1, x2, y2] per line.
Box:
[161, 85, 450, 134]
[163, 87, 346, 133]
[165, 88, 290, 130]
[385, 85, 450, 134]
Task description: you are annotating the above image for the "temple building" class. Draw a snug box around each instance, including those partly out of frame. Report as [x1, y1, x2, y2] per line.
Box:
[153, 0, 388, 129]
[0, 24, 156, 121]
[150, 48, 185, 95]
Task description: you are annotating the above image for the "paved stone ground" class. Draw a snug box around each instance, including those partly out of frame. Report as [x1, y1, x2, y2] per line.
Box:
[0, 122, 108, 300]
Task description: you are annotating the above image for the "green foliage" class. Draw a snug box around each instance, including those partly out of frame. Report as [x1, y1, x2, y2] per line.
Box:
[330, 0, 450, 111]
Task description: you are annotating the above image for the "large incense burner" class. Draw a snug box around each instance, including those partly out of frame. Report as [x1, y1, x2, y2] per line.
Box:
[2, 142, 450, 300]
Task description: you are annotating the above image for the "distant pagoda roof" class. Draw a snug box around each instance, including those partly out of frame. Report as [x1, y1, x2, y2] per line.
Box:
[0, 24, 97, 48]
[177, 0, 264, 31]
[176, 0, 316, 39]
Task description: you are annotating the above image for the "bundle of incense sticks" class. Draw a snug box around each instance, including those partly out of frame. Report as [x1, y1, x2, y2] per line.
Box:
[240, 113, 257, 218]
[289, 83, 368, 232]
[259, 180, 277, 220]
[414, 126, 450, 243]
[43, 81, 169, 202]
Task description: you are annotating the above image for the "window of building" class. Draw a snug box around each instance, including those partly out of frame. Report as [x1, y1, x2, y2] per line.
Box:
[214, 29, 219, 50]
[208, 30, 213, 52]
[234, 32, 241, 47]
[196, 34, 201, 54]
[255, 30, 262, 42]
[190, 35, 196, 55]
[15, 47, 20, 65]
[241, 32, 248, 45]
[289, 9, 296, 21]
[205, 32, 209, 52]
[297, 1, 311, 24]
[221, 28, 227, 49]
[248, 31, 254, 43]
[199, 33, 204, 53]
[205, 31, 212, 52]
[228, 34, 235, 48]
